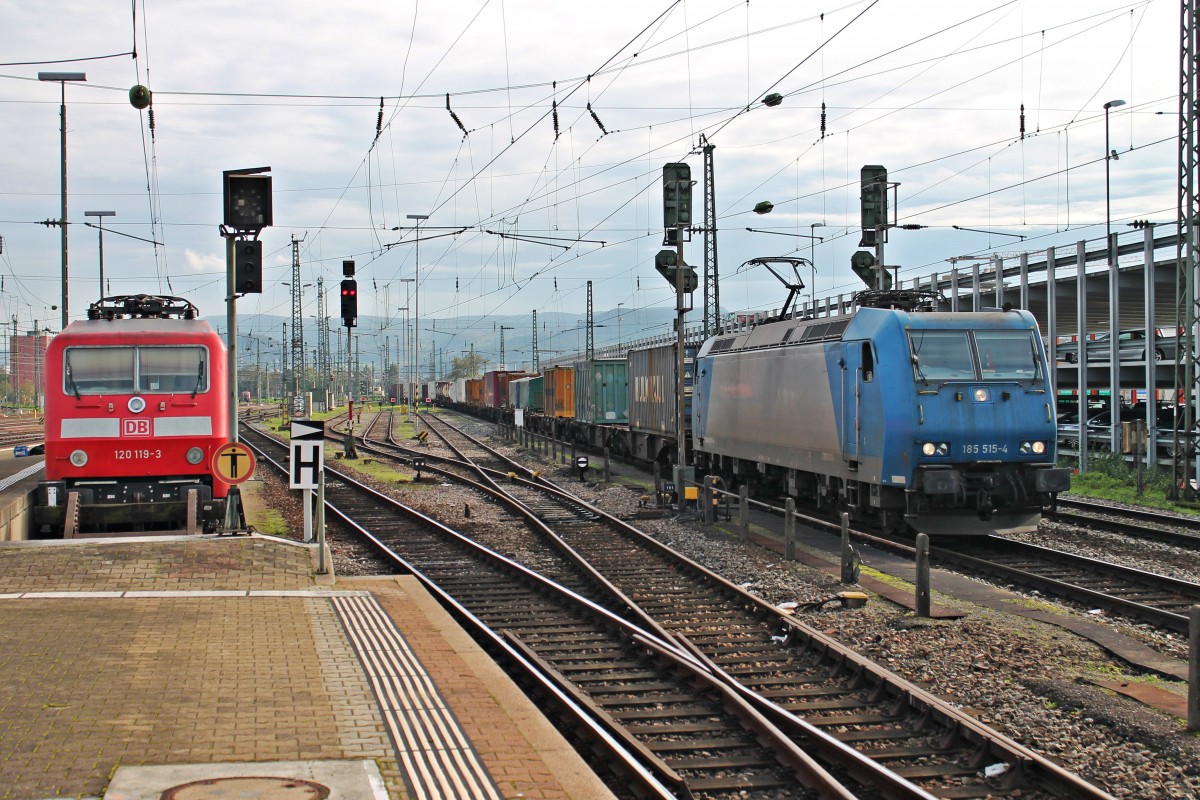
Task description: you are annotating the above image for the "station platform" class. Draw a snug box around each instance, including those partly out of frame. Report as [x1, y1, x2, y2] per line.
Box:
[0, 535, 615, 800]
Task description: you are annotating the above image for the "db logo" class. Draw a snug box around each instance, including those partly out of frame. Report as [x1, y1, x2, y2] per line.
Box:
[122, 419, 151, 436]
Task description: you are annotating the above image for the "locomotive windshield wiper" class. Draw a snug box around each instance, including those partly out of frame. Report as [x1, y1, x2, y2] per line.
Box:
[191, 359, 205, 399]
[911, 353, 930, 385]
[64, 353, 81, 399]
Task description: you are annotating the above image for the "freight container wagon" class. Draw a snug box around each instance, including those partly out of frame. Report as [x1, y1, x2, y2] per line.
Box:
[465, 377, 484, 405]
[483, 370, 535, 409]
[574, 359, 628, 425]
[543, 366, 576, 418]
[627, 342, 697, 462]
[509, 375, 544, 412]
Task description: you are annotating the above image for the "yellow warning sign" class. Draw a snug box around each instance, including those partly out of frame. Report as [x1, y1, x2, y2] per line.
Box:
[212, 442, 256, 485]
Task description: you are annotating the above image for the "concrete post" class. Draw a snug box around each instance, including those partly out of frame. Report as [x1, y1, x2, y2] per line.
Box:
[738, 484, 749, 541]
[784, 498, 796, 560]
[915, 533, 931, 617]
[1190, 605, 1200, 730]
[840, 512, 854, 584]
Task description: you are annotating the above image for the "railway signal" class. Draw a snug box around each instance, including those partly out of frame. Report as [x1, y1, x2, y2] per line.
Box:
[234, 240, 263, 293]
[341, 260, 357, 328]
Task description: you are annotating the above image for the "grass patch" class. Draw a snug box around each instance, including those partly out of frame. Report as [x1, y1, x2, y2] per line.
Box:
[1061, 451, 1200, 515]
[1001, 596, 1070, 615]
[251, 504, 290, 537]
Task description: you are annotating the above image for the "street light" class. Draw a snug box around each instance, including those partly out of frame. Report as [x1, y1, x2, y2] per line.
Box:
[84, 210, 115, 301]
[39, 71, 86, 330]
[401, 277, 415, 412]
[1104, 99, 1125, 452]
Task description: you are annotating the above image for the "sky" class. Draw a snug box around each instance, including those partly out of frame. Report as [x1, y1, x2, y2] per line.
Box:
[0, 0, 1183, 361]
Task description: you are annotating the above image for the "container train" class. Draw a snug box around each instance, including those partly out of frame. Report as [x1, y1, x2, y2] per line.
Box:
[445, 290, 1070, 535]
[32, 295, 231, 535]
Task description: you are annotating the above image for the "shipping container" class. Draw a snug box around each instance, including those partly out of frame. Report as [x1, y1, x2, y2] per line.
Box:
[573, 358, 628, 425]
[483, 370, 535, 408]
[509, 375, 544, 411]
[465, 377, 484, 405]
[450, 377, 468, 403]
[543, 366, 576, 418]
[627, 343, 698, 437]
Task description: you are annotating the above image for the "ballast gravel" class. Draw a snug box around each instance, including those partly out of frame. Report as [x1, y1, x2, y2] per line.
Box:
[257, 418, 1200, 800]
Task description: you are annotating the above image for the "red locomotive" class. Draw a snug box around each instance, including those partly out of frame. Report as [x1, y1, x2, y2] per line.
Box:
[33, 295, 231, 535]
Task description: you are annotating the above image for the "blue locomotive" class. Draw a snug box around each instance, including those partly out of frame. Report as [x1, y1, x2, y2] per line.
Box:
[692, 292, 1070, 535]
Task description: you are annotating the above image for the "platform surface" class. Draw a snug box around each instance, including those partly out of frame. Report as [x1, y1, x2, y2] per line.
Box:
[0, 536, 614, 800]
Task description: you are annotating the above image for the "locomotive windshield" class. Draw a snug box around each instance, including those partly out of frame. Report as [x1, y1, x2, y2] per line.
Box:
[64, 345, 208, 395]
[974, 330, 1042, 380]
[909, 329, 1042, 382]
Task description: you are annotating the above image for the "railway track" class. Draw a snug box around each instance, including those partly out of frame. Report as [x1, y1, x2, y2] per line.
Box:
[933, 536, 1200, 634]
[352, 413, 1116, 800]
[1049, 497, 1200, 549]
[240, 424, 884, 800]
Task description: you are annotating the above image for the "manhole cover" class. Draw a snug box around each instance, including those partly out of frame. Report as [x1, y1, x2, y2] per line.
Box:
[162, 776, 331, 800]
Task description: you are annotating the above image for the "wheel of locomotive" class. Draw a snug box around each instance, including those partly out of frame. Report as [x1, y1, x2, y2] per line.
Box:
[878, 508, 903, 535]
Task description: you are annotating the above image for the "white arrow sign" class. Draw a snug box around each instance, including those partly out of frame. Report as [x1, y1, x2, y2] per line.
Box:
[291, 420, 323, 441]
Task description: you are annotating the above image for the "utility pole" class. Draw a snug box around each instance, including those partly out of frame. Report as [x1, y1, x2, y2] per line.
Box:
[700, 134, 719, 337]
[586, 281, 594, 361]
[531, 310, 539, 372]
[289, 234, 305, 410]
[499, 325, 515, 370]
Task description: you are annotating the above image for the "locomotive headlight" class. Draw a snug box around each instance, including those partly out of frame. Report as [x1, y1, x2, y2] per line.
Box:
[186, 447, 205, 465]
[128, 396, 146, 414]
[973, 388, 990, 402]
[1020, 441, 1047, 455]
[69, 449, 88, 467]
[922, 442, 936, 456]
[921, 442, 950, 456]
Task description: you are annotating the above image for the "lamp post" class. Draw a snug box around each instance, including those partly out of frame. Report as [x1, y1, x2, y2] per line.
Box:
[809, 223, 824, 310]
[401, 277, 415, 413]
[1104, 99, 1125, 451]
[84, 211, 115, 301]
[617, 303, 625, 350]
[39, 72, 86, 330]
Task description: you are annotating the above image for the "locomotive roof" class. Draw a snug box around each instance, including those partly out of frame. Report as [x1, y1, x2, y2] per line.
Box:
[56, 317, 220, 339]
[699, 306, 1039, 357]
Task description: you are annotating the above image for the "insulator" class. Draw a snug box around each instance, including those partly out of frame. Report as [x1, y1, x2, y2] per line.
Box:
[1019, 103, 1025, 140]
[147, 108, 155, 130]
[552, 100, 559, 140]
[587, 102, 607, 135]
[820, 102, 826, 137]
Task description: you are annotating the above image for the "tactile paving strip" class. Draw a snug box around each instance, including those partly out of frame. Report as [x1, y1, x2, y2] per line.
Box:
[331, 594, 504, 800]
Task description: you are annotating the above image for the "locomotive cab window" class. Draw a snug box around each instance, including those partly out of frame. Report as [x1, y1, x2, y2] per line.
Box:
[66, 347, 135, 394]
[908, 331, 975, 380]
[139, 346, 207, 393]
[63, 345, 208, 395]
[974, 330, 1041, 381]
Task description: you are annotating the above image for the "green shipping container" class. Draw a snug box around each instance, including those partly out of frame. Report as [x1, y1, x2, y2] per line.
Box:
[573, 359, 628, 425]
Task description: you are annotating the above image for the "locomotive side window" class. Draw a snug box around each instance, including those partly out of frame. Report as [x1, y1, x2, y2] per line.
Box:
[973, 330, 1041, 380]
[908, 331, 975, 380]
[65, 347, 135, 394]
[139, 346, 207, 393]
[861, 342, 874, 382]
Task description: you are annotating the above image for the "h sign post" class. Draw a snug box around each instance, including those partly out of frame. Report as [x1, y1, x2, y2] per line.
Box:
[290, 420, 324, 542]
